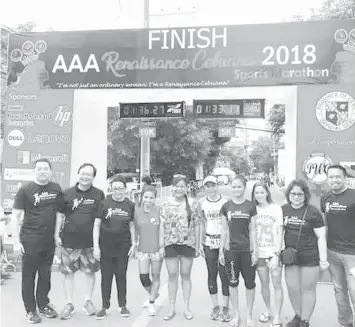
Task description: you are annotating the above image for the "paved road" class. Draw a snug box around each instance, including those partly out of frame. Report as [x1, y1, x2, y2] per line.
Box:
[1, 258, 338, 327]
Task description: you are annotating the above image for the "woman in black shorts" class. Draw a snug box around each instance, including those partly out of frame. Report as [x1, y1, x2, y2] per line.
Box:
[282, 179, 329, 327]
[159, 175, 200, 321]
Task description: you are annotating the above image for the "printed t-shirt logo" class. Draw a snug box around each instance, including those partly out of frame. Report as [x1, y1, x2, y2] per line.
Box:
[72, 198, 84, 210]
[326, 202, 347, 212]
[33, 191, 57, 206]
[105, 207, 129, 220]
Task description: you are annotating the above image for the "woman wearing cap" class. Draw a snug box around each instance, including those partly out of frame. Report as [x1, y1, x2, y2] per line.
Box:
[199, 176, 232, 322]
[159, 174, 200, 321]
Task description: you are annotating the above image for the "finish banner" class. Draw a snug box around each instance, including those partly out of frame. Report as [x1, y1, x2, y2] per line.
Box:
[7, 19, 355, 89]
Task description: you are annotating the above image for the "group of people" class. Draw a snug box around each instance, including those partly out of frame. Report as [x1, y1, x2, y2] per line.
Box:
[10, 158, 355, 327]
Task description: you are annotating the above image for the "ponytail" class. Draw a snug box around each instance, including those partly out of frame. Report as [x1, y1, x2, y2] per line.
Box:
[184, 194, 192, 226]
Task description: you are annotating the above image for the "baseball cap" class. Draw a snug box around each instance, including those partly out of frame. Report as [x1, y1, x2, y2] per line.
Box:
[203, 175, 218, 185]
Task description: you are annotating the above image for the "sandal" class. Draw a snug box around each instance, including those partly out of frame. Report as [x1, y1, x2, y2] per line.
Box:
[163, 311, 176, 321]
[259, 313, 271, 323]
[247, 319, 255, 327]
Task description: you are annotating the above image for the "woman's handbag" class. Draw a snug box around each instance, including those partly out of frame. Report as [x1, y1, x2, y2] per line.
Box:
[281, 206, 309, 266]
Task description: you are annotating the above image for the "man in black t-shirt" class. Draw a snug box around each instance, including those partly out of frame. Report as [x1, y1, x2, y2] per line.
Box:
[12, 158, 65, 324]
[54, 163, 105, 320]
[321, 165, 355, 327]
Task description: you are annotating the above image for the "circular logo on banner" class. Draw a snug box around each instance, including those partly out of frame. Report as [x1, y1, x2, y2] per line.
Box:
[52, 106, 73, 127]
[6, 129, 25, 148]
[302, 153, 333, 184]
[316, 92, 355, 131]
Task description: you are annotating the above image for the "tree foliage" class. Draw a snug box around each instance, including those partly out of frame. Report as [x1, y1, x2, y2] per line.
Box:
[220, 145, 249, 174]
[267, 104, 285, 140]
[249, 136, 276, 173]
[107, 107, 229, 185]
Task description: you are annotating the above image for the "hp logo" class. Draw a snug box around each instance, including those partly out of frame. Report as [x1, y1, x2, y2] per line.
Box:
[52, 106, 73, 127]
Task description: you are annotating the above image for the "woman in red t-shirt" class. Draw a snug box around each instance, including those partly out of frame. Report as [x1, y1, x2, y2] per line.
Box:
[134, 183, 162, 316]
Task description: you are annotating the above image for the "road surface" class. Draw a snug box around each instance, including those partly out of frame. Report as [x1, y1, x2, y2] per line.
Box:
[1, 258, 338, 327]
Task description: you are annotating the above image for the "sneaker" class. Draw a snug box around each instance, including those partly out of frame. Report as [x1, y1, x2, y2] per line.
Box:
[59, 303, 75, 320]
[26, 311, 42, 324]
[83, 300, 97, 316]
[119, 306, 131, 317]
[300, 321, 309, 327]
[148, 303, 157, 316]
[142, 293, 160, 308]
[38, 304, 58, 318]
[96, 308, 110, 320]
[209, 306, 221, 320]
[286, 315, 301, 327]
[221, 306, 232, 322]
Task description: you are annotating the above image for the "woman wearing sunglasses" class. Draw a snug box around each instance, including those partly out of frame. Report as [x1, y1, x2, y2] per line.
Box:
[159, 174, 200, 321]
[282, 179, 328, 327]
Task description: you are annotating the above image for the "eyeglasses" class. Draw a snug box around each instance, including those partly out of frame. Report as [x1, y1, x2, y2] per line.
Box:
[112, 187, 126, 191]
[290, 192, 305, 197]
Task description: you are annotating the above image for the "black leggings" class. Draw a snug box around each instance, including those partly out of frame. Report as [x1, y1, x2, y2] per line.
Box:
[203, 245, 229, 296]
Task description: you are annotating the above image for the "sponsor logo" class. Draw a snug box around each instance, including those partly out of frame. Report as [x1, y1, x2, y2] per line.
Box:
[18, 151, 30, 164]
[52, 106, 73, 127]
[7, 105, 24, 112]
[167, 103, 182, 114]
[4, 168, 34, 181]
[6, 129, 25, 148]
[302, 153, 333, 184]
[316, 92, 355, 131]
[5, 182, 23, 195]
[11, 40, 47, 65]
[30, 153, 69, 163]
[28, 133, 71, 144]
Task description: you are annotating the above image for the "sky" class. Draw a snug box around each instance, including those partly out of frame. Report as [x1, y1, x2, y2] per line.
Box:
[1, 0, 325, 31]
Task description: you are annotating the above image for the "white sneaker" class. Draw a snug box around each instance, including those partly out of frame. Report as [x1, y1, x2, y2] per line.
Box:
[142, 299, 149, 308]
[148, 303, 157, 316]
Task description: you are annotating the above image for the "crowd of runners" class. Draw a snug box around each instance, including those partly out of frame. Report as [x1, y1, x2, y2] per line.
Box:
[8, 158, 355, 327]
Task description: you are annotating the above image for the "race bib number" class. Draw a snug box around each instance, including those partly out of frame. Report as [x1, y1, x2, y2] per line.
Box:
[206, 234, 221, 249]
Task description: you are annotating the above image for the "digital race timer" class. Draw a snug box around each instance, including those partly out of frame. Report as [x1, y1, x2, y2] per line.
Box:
[119, 102, 185, 119]
[193, 99, 265, 119]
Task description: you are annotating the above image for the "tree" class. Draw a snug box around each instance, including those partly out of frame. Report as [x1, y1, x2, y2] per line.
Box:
[249, 136, 276, 173]
[290, 0, 354, 21]
[267, 104, 285, 141]
[220, 145, 249, 174]
[309, 0, 355, 20]
[1, 22, 36, 139]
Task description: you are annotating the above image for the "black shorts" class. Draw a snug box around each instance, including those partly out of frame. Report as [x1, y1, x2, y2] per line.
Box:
[293, 251, 319, 267]
[165, 244, 195, 258]
[224, 250, 256, 289]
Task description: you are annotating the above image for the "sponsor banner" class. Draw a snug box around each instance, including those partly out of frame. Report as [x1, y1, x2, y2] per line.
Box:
[7, 20, 355, 89]
[1, 89, 74, 208]
[296, 83, 355, 202]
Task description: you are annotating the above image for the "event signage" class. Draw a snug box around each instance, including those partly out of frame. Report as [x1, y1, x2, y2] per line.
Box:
[6, 20, 355, 89]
